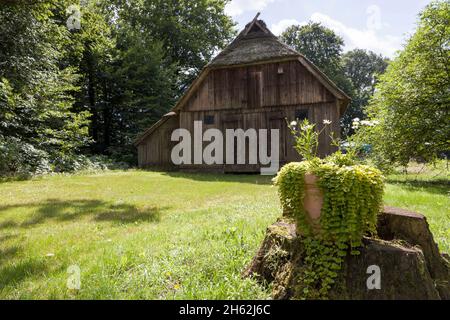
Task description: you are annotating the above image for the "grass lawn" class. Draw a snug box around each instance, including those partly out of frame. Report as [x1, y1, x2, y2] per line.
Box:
[0, 169, 448, 299]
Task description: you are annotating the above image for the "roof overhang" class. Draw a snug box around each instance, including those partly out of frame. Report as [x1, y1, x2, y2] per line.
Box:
[133, 112, 177, 146]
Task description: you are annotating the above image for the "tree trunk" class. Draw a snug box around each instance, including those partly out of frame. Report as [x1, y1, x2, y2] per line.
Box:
[244, 207, 450, 300]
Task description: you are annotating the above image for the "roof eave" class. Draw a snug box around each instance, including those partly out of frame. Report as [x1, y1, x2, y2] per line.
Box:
[133, 112, 177, 146]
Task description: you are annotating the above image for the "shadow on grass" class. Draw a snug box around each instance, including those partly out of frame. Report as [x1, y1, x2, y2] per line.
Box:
[161, 171, 274, 185]
[0, 174, 33, 184]
[0, 257, 56, 290]
[387, 178, 449, 196]
[0, 199, 166, 229]
[0, 246, 21, 265]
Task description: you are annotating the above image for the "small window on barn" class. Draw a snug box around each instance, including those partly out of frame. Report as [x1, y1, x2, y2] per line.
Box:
[295, 109, 308, 121]
[204, 115, 215, 125]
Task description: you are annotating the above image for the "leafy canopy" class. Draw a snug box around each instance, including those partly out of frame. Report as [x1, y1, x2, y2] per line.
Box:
[363, 0, 450, 166]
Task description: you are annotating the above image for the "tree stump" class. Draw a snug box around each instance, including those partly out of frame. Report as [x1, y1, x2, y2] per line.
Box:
[244, 207, 450, 300]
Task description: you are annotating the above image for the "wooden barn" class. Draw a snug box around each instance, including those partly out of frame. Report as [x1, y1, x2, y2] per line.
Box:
[134, 15, 350, 173]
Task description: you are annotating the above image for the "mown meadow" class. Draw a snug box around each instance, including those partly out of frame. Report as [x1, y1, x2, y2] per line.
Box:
[0, 165, 448, 299]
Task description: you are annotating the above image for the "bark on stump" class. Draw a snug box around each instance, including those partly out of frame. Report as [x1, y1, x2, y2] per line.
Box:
[244, 207, 450, 300]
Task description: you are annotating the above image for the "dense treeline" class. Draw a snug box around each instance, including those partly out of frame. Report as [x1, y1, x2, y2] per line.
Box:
[359, 0, 450, 167]
[281, 0, 449, 167]
[0, 0, 234, 175]
[1, 0, 447, 176]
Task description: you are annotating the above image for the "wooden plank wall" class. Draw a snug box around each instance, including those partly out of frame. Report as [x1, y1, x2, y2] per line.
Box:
[179, 102, 338, 168]
[138, 115, 179, 167]
[184, 60, 336, 111]
[139, 59, 341, 171]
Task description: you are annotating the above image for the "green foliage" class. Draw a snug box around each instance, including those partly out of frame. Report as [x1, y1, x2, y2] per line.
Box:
[64, 0, 234, 160]
[0, 1, 91, 176]
[286, 119, 333, 161]
[0, 0, 235, 168]
[314, 163, 384, 244]
[274, 118, 384, 299]
[0, 137, 51, 177]
[135, 0, 236, 82]
[274, 160, 384, 299]
[273, 162, 310, 233]
[51, 154, 128, 173]
[360, 0, 450, 166]
[342, 49, 389, 135]
[281, 22, 344, 80]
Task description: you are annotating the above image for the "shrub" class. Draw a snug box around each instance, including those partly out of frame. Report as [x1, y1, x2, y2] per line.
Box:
[52, 154, 128, 173]
[0, 137, 126, 178]
[0, 136, 51, 177]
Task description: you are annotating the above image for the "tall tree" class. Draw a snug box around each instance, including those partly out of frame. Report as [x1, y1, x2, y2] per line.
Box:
[136, 0, 236, 89]
[342, 49, 389, 134]
[363, 0, 450, 166]
[0, 1, 90, 160]
[64, 0, 235, 160]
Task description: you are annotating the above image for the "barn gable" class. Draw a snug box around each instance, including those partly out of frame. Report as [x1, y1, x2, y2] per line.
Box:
[169, 15, 349, 115]
[183, 60, 337, 112]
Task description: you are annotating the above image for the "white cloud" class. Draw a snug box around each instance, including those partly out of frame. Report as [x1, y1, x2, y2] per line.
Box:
[269, 5, 402, 57]
[309, 12, 401, 57]
[271, 19, 304, 35]
[225, 0, 275, 17]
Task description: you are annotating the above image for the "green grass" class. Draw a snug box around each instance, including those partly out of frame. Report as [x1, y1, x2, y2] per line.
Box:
[0, 169, 448, 299]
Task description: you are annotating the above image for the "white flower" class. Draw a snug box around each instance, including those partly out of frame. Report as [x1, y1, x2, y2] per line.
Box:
[353, 118, 360, 123]
[301, 124, 314, 131]
[290, 121, 297, 127]
[360, 120, 372, 126]
[323, 119, 332, 125]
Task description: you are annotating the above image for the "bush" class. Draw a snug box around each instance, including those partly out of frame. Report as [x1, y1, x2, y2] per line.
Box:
[52, 154, 129, 173]
[0, 137, 51, 177]
[0, 137, 128, 178]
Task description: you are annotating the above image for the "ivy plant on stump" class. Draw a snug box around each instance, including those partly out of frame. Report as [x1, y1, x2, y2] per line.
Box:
[272, 119, 384, 299]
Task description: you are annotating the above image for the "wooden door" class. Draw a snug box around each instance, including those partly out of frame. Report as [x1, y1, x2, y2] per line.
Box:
[268, 113, 287, 165]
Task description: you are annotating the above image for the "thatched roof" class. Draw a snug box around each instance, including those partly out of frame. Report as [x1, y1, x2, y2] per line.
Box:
[208, 17, 300, 67]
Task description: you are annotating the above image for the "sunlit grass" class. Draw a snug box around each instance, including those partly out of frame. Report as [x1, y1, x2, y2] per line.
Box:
[0, 169, 448, 299]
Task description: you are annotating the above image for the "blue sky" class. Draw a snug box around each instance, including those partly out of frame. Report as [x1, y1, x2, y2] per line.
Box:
[225, 0, 433, 58]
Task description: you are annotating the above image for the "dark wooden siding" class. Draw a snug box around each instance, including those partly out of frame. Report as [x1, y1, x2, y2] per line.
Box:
[138, 59, 341, 172]
[137, 115, 179, 168]
[184, 60, 335, 112]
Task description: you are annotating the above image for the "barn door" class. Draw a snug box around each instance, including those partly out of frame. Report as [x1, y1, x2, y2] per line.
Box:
[248, 70, 262, 109]
[222, 114, 246, 173]
[268, 112, 287, 165]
